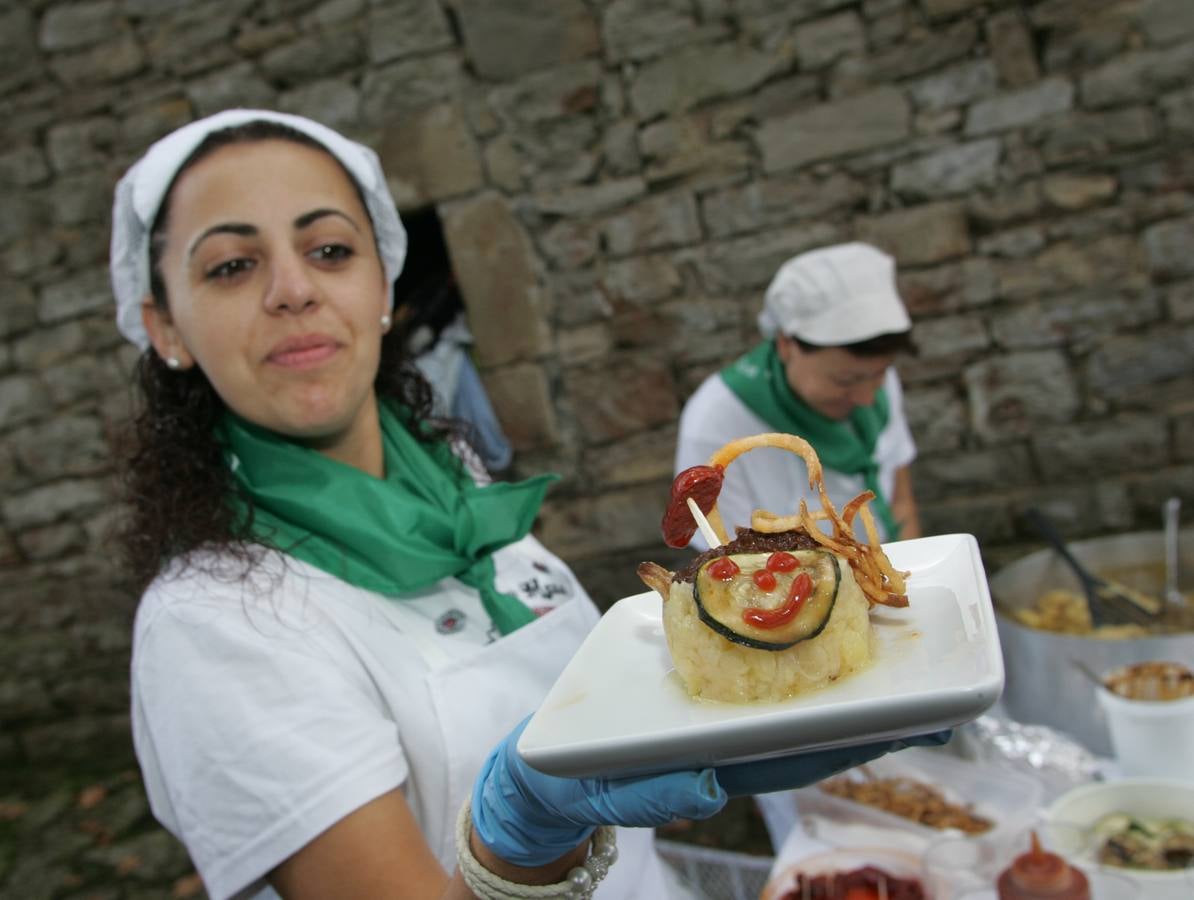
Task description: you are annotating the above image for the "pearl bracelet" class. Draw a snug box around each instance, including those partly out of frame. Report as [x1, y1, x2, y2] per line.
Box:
[454, 800, 618, 900]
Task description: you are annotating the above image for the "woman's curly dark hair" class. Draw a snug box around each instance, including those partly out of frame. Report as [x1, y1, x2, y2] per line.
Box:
[118, 122, 443, 591]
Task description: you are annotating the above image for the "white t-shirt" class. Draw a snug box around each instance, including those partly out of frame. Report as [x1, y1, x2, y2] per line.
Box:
[675, 368, 917, 546]
[131, 535, 676, 900]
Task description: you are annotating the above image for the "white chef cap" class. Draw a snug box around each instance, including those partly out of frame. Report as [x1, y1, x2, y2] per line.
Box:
[757, 242, 911, 345]
[110, 108, 407, 350]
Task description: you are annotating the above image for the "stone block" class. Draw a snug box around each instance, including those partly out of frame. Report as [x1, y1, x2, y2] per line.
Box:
[1138, 0, 1194, 45]
[1032, 416, 1169, 482]
[278, 79, 362, 133]
[911, 314, 990, 360]
[599, 255, 683, 305]
[1042, 173, 1118, 210]
[260, 28, 363, 82]
[992, 235, 1145, 301]
[901, 384, 966, 452]
[859, 20, 978, 83]
[967, 182, 1043, 227]
[16, 521, 87, 562]
[701, 172, 866, 239]
[683, 222, 842, 293]
[548, 271, 613, 327]
[441, 192, 550, 366]
[557, 324, 612, 366]
[602, 0, 725, 64]
[485, 61, 603, 128]
[19, 712, 134, 768]
[367, 0, 453, 65]
[985, 9, 1041, 87]
[538, 220, 599, 270]
[536, 482, 669, 561]
[186, 61, 276, 117]
[1169, 280, 1194, 322]
[139, 5, 239, 77]
[527, 178, 646, 219]
[10, 415, 109, 482]
[379, 104, 483, 205]
[1175, 411, 1194, 461]
[919, 494, 1016, 545]
[907, 59, 998, 112]
[360, 54, 462, 122]
[601, 192, 701, 257]
[650, 296, 745, 366]
[794, 12, 865, 69]
[0, 280, 37, 339]
[629, 41, 787, 119]
[48, 30, 145, 85]
[1143, 216, 1194, 279]
[14, 320, 93, 373]
[563, 356, 679, 443]
[1016, 481, 1134, 540]
[757, 87, 910, 172]
[856, 201, 971, 266]
[891, 139, 1001, 199]
[1161, 85, 1194, 138]
[482, 363, 558, 451]
[43, 354, 125, 406]
[0, 145, 50, 188]
[451, 0, 599, 80]
[1080, 42, 1194, 108]
[990, 290, 1163, 351]
[482, 135, 525, 193]
[586, 425, 679, 489]
[36, 268, 110, 325]
[639, 117, 752, 185]
[916, 444, 1036, 502]
[978, 226, 1046, 259]
[964, 78, 1074, 136]
[897, 257, 999, 316]
[38, 0, 120, 52]
[46, 117, 119, 176]
[1125, 464, 1194, 521]
[1086, 327, 1194, 401]
[964, 350, 1080, 440]
[0, 374, 50, 429]
[1034, 108, 1159, 166]
[2, 478, 110, 530]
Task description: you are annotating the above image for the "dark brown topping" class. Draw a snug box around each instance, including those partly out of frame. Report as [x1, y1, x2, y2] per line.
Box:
[673, 528, 821, 583]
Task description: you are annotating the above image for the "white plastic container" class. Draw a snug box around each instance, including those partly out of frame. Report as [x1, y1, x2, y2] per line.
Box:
[1095, 687, 1194, 781]
[791, 747, 1043, 847]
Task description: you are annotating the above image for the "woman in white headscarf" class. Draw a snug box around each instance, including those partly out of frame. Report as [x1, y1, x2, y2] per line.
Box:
[112, 110, 943, 900]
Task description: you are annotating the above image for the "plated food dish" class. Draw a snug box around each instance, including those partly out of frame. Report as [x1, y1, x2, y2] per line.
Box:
[638, 433, 911, 704]
[760, 847, 926, 900]
[518, 531, 1002, 778]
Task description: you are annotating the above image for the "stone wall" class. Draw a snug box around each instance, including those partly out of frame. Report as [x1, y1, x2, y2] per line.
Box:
[3, 0, 1193, 798]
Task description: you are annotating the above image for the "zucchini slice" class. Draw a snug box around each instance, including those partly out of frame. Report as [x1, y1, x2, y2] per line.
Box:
[693, 551, 840, 650]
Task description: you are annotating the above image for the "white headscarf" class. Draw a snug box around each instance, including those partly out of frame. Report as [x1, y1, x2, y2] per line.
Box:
[109, 108, 407, 350]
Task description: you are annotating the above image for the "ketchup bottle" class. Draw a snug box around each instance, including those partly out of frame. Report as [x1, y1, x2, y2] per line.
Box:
[996, 832, 1090, 900]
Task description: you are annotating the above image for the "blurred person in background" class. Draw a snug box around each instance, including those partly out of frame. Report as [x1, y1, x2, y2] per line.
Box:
[676, 242, 922, 548]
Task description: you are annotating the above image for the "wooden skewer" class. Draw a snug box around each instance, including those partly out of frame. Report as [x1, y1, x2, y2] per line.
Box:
[686, 497, 722, 548]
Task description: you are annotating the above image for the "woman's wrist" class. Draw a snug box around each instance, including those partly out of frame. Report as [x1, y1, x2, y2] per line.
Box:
[455, 800, 617, 900]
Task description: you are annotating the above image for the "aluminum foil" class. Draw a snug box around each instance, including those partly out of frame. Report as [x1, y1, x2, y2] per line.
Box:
[951, 714, 1104, 804]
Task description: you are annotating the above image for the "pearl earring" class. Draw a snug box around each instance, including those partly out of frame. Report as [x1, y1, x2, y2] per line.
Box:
[166, 356, 180, 370]
[380, 313, 392, 330]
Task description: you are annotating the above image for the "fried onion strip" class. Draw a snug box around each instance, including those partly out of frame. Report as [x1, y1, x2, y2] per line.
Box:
[707, 433, 822, 487]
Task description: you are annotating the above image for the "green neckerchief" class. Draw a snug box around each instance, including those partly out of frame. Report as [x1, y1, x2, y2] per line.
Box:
[216, 403, 557, 636]
[720, 340, 901, 541]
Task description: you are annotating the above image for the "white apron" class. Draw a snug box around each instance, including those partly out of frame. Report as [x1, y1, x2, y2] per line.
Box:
[423, 593, 682, 899]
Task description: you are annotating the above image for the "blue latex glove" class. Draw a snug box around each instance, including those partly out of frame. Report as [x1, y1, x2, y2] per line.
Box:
[714, 729, 953, 797]
[471, 718, 952, 868]
[471, 718, 727, 867]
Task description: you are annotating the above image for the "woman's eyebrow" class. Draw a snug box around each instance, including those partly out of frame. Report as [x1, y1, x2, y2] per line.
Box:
[188, 223, 255, 259]
[294, 208, 361, 232]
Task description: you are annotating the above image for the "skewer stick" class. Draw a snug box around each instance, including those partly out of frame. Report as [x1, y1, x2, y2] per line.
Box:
[687, 497, 722, 548]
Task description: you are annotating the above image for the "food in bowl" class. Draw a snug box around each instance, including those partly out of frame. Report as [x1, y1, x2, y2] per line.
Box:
[637, 433, 910, 703]
[1102, 660, 1194, 701]
[773, 865, 926, 900]
[1092, 813, 1194, 871]
[819, 768, 994, 834]
[1007, 589, 1149, 638]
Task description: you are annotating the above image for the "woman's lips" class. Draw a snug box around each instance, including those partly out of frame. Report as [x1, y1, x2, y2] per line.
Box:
[266, 334, 341, 369]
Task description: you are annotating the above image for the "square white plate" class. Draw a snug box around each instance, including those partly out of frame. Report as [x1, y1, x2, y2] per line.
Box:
[518, 533, 1004, 779]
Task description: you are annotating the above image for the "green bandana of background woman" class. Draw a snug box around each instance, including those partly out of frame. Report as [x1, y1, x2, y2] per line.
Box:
[720, 340, 901, 540]
[217, 404, 557, 636]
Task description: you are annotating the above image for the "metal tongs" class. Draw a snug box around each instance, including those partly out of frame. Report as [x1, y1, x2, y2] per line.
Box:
[1023, 508, 1159, 628]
